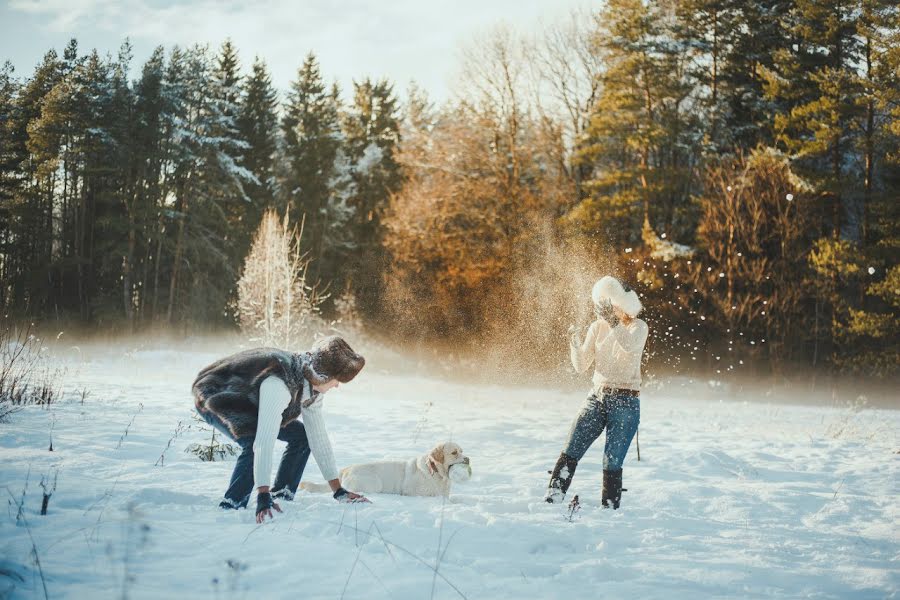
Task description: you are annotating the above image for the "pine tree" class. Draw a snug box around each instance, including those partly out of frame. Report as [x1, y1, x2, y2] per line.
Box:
[130, 46, 167, 323]
[574, 0, 701, 247]
[674, 0, 734, 151]
[0, 62, 23, 311]
[165, 44, 252, 325]
[236, 56, 278, 238]
[766, 0, 864, 240]
[3, 50, 64, 315]
[280, 52, 342, 283]
[210, 39, 255, 316]
[341, 77, 402, 313]
[719, 0, 790, 150]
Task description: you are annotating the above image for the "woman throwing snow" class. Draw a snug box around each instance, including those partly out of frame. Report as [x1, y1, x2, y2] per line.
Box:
[192, 336, 369, 523]
[545, 276, 649, 509]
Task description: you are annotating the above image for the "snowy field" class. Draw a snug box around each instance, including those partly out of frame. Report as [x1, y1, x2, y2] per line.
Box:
[1, 343, 898, 599]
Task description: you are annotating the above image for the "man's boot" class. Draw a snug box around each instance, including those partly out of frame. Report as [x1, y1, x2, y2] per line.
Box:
[545, 453, 578, 503]
[601, 468, 623, 509]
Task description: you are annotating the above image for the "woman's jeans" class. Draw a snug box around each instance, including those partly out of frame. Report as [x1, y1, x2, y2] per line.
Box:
[564, 392, 640, 470]
[198, 409, 312, 508]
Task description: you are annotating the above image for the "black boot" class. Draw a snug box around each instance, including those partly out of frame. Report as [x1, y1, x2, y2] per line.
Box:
[545, 453, 578, 503]
[601, 469, 623, 509]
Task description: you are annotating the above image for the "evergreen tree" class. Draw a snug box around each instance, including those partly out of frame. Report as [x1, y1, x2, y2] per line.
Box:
[766, 0, 864, 239]
[130, 46, 167, 323]
[674, 0, 734, 150]
[719, 0, 790, 150]
[280, 52, 342, 283]
[236, 56, 278, 256]
[211, 39, 256, 314]
[3, 49, 64, 315]
[0, 62, 23, 311]
[342, 77, 402, 314]
[573, 0, 701, 247]
[165, 44, 252, 325]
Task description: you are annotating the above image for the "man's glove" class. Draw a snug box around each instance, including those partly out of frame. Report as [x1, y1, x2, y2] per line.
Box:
[333, 487, 371, 504]
[255, 491, 281, 523]
[594, 299, 619, 328]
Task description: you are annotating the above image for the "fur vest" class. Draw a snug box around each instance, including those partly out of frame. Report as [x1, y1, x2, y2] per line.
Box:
[192, 347, 319, 439]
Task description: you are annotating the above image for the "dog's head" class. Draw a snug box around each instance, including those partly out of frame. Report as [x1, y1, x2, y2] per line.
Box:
[427, 441, 469, 477]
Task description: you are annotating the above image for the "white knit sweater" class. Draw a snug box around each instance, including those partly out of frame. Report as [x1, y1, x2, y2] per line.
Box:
[570, 318, 649, 392]
[252, 376, 339, 489]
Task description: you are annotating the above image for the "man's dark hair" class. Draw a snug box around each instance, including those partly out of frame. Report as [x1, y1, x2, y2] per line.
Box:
[306, 336, 365, 384]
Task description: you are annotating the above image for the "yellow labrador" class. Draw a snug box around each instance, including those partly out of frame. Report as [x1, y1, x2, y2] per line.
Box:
[299, 442, 470, 497]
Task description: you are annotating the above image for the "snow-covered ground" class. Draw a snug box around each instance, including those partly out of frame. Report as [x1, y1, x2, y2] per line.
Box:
[1, 343, 898, 599]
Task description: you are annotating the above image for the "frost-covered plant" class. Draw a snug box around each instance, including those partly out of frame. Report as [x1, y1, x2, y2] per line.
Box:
[235, 209, 324, 349]
[0, 323, 67, 422]
[824, 395, 889, 441]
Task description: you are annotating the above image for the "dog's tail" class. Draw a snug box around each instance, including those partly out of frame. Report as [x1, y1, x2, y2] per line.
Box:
[298, 481, 332, 494]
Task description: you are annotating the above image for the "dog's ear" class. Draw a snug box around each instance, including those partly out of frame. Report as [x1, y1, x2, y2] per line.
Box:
[429, 445, 445, 466]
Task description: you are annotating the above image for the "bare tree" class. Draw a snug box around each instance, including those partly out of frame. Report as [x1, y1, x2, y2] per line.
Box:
[526, 8, 604, 151]
[235, 209, 323, 348]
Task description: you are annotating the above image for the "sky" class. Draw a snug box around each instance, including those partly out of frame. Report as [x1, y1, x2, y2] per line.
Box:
[1, 0, 594, 102]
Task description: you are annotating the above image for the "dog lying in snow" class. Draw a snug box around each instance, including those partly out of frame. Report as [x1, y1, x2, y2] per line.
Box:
[299, 442, 471, 497]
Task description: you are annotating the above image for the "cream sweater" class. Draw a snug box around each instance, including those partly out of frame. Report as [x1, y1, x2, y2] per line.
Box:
[570, 318, 649, 392]
[253, 376, 339, 488]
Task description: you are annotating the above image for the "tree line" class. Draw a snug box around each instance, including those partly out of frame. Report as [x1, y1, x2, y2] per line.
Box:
[1, 0, 898, 378]
[0, 39, 400, 329]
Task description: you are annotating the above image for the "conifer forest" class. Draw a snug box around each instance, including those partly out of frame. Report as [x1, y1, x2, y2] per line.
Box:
[1, 0, 898, 380]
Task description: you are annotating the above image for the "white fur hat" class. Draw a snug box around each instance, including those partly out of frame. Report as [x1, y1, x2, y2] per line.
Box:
[591, 276, 642, 317]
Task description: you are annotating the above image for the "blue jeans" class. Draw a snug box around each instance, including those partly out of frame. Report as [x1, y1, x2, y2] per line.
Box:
[564, 392, 640, 470]
[198, 409, 312, 508]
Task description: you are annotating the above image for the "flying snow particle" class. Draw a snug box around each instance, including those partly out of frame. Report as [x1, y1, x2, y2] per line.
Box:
[625, 247, 633, 253]
[700, 316, 706, 321]
[719, 272, 725, 278]
[868, 267, 875, 275]
[661, 233, 667, 239]
[727, 185, 732, 191]
[786, 193, 794, 201]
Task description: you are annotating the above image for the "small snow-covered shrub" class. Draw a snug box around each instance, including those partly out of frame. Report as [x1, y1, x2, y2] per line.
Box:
[185, 437, 237, 462]
[185, 416, 237, 462]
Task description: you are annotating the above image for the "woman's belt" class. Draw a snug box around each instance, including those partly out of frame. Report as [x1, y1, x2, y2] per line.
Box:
[601, 386, 640, 397]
